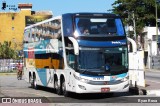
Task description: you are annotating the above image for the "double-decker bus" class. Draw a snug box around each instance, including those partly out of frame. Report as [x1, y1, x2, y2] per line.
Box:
[23, 13, 129, 96]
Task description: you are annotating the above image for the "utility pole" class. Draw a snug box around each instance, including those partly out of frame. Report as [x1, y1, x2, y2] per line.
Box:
[155, 0, 158, 43]
[132, 11, 136, 42]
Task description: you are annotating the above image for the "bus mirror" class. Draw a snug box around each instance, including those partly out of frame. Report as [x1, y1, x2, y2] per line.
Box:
[127, 37, 137, 53]
[68, 37, 79, 55]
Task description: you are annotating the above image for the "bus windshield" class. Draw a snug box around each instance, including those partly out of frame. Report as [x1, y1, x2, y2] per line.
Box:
[77, 46, 128, 75]
[74, 17, 124, 36]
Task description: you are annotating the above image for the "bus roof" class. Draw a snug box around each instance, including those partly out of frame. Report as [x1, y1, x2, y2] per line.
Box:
[24, 16, 61, 30]
[24, 12, 120, 31]
[63, 12, 120, 17]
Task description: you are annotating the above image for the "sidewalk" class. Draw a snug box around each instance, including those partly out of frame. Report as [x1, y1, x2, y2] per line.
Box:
[129, 77, 160, 96]
[145, 68, 160, 96]
[145, 80, 160, 96]
[0, 72, 16, 75]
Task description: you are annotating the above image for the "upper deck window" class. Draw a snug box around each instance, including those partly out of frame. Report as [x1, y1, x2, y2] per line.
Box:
[74, 17, 124, 37]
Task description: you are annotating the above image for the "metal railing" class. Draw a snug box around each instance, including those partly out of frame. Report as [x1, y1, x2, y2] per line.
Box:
[0, 59, 23, 72]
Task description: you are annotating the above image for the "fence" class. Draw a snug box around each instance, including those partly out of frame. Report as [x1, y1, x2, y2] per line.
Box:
[0, 59, 23, 72]
[152, 56, 160, 69]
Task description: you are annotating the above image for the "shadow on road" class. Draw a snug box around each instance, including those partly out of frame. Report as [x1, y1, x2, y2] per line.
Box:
[30, 85, 136, 99]
[32, 86, 138, 103]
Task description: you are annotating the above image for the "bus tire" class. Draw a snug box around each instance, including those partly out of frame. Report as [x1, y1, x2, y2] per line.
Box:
[33, 75, 38, 90]
[29, 75, 34, 88]
[62, 78, 69, 97]
[54, 79, 62, 95]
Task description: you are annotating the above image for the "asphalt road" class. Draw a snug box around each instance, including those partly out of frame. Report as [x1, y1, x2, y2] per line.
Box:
[145, 70, 160, 83]
[0, 75, 159, 106]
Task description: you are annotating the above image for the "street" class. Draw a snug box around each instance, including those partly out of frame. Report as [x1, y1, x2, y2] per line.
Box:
[0, 71, 159, 105]
[0, 75, 133, 99]
[145, 70, 160, 83]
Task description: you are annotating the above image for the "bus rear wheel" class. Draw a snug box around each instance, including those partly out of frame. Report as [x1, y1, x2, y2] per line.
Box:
[29, 75, 34, 88]
[33, 75, 38, 90]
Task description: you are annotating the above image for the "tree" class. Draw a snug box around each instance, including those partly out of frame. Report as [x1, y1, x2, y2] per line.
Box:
[111, 0, 160, 37]
[0, 41, 18, 59]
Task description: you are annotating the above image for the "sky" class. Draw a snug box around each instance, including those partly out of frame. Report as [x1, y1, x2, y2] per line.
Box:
[0, 0, 115, 16]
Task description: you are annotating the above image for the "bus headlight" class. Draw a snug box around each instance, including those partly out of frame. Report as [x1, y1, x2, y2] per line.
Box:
[121, 76, 129, 82]
[78, 85, 86, 90]
[73, 74, 90, 83]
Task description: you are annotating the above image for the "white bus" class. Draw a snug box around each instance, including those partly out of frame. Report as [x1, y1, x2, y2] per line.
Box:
[23, 13, 129, 96]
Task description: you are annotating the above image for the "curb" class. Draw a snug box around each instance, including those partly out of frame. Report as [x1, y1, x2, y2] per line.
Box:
[129, 87, 160, 96]
[129, 87, 147, 95]
[145, 69, 160, 73]
[0, 73, 16, 75]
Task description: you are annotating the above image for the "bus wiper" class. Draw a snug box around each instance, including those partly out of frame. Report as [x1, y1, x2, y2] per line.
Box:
[81, 70, 87, 74]
[80, 69, 87, 74]
[98, 72, 110, 76]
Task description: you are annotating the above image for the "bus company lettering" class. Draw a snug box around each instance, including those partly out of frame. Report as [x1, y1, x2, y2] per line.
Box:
[112, 41, 125, 45]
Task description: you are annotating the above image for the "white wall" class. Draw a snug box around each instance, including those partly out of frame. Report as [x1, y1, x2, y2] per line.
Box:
[128, 37, 145, 87]
[144, 27, 160, 55]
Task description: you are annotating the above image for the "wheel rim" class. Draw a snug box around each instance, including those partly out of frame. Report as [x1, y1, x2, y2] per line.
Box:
[62, 80, 66, 94]
[55, 80, 58, 90]
[29, 76, 33, 87]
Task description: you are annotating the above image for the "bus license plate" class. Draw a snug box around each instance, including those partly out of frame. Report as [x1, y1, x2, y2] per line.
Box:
[101, 88, 110, 92]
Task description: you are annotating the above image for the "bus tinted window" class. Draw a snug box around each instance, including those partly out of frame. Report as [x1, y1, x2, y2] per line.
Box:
[74, 17, 124, 36]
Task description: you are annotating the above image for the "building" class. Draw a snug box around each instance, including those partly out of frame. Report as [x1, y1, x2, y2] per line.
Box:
[0, 3, 52, 50]
[143, 27, 160, 55]
[142, 27, 160, 69]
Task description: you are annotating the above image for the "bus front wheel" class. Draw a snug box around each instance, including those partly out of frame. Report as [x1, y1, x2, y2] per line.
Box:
[62, 79, 69, 97]
[54, 79, 62, 95]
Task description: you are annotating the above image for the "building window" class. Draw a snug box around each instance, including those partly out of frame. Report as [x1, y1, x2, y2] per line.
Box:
[12, 27, 14, 30]
[12, 16, 14, 20]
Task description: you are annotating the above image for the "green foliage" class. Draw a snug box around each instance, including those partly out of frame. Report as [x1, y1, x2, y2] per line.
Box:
[111, 0, 160, 35]
[0, 41, 18, 59]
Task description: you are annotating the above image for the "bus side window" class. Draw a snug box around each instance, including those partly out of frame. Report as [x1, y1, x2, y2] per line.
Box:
[66, 49, 75, 69]
[65, 37, 75, 69]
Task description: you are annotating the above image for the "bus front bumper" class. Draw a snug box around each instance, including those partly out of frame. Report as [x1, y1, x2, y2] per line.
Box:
[74, 80, 129, 94]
